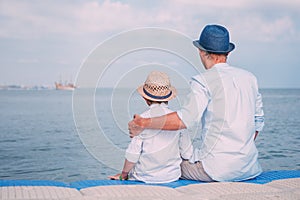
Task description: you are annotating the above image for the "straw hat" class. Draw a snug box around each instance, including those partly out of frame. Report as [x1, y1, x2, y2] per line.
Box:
[137, 71, 177, 102]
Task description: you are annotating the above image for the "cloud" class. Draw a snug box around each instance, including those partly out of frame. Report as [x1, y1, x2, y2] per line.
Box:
[260, 16, 297, 42]
[172, 0, 248, 9]
[17, 58, 39, 64]
[230, 15, 299, 43]
[0, 0, 172, 39]
[74, 1, 136, 33]
[0, 0, 299, 87]
[172, 0, 300, 8]
[1, 0, 299, 43]
[0, 0, 136, 38]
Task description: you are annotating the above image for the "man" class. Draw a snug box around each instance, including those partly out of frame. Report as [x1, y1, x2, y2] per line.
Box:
[128, 24, 265, 182]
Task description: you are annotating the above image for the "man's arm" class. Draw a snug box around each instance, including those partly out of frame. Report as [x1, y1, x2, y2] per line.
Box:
[254, 88, 264, 140]
[179, 130, 193, 160]
[128, 112, 186, 137]
[129, 76, 209, 138]
[254, 131, 259, 140]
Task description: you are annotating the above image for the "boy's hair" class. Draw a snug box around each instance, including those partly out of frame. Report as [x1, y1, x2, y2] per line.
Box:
[145, 98, 168, 105]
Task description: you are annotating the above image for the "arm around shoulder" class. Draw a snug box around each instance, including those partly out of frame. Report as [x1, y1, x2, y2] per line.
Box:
[129, 112, 186, 137]
[141, 112, 186, 130]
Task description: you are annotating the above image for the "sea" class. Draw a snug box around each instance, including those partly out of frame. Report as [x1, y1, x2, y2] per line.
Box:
[0, 88, 299, 182]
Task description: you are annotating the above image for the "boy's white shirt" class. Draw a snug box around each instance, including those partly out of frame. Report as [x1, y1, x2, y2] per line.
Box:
[125, 103, 193, 183]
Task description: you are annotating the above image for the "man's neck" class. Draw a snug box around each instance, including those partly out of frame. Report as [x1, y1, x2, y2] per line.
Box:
[205, 54, 227, 70]
[206, 61, 226, 70]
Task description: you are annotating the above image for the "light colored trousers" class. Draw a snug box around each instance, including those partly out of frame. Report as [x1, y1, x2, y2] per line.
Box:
[180, 161, 214, 182]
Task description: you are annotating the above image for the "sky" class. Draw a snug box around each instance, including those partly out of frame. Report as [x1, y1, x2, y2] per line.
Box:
[0, 0, 300, 88]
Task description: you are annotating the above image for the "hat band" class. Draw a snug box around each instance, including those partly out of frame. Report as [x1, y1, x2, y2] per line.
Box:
[143, 88, 172, 100]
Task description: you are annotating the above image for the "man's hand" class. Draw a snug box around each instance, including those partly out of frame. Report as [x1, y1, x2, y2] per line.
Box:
[254, 131, 259, 140]
[128, 114, 145, 138]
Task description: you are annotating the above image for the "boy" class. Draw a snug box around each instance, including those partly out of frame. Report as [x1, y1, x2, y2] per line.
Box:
[109, 71, 193, 183]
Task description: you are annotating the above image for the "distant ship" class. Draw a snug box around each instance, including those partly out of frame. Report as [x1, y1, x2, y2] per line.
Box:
[55, 82, 76, 91]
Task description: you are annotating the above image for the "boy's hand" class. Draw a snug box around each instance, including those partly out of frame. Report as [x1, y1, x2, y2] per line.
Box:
[108, 174, 121, 180]
[108, 172, 128, 180]
[128, 114, 144, 138]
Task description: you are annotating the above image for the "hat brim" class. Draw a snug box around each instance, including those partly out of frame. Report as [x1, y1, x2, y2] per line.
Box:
[137, 85, 177, 102]
[193, 40, 235, 54]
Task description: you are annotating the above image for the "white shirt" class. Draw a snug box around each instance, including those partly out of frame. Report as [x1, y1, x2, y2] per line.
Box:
[126, 103, 193, 183]
[178, 63, 264, 181]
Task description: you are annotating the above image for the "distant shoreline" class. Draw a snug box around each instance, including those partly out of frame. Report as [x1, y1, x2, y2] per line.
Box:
[0, 85, 54, 90]
[1, 85, 300, 91]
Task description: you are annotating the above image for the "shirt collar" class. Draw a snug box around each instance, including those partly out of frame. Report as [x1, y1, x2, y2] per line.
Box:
[213, 62, 229, 68]
[149, 102, 168, 108]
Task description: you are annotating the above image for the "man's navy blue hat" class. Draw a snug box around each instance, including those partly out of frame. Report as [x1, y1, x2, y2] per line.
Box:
[193, 24, 235, 54]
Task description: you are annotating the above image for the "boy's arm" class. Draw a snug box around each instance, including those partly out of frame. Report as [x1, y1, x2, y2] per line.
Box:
[121, 159, 135, 179]
[109, 136, 142, 180]
[108, 159, 135, 180]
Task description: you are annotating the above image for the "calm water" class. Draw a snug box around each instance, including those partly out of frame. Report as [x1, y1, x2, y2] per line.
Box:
[0, 89, 299, 182]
